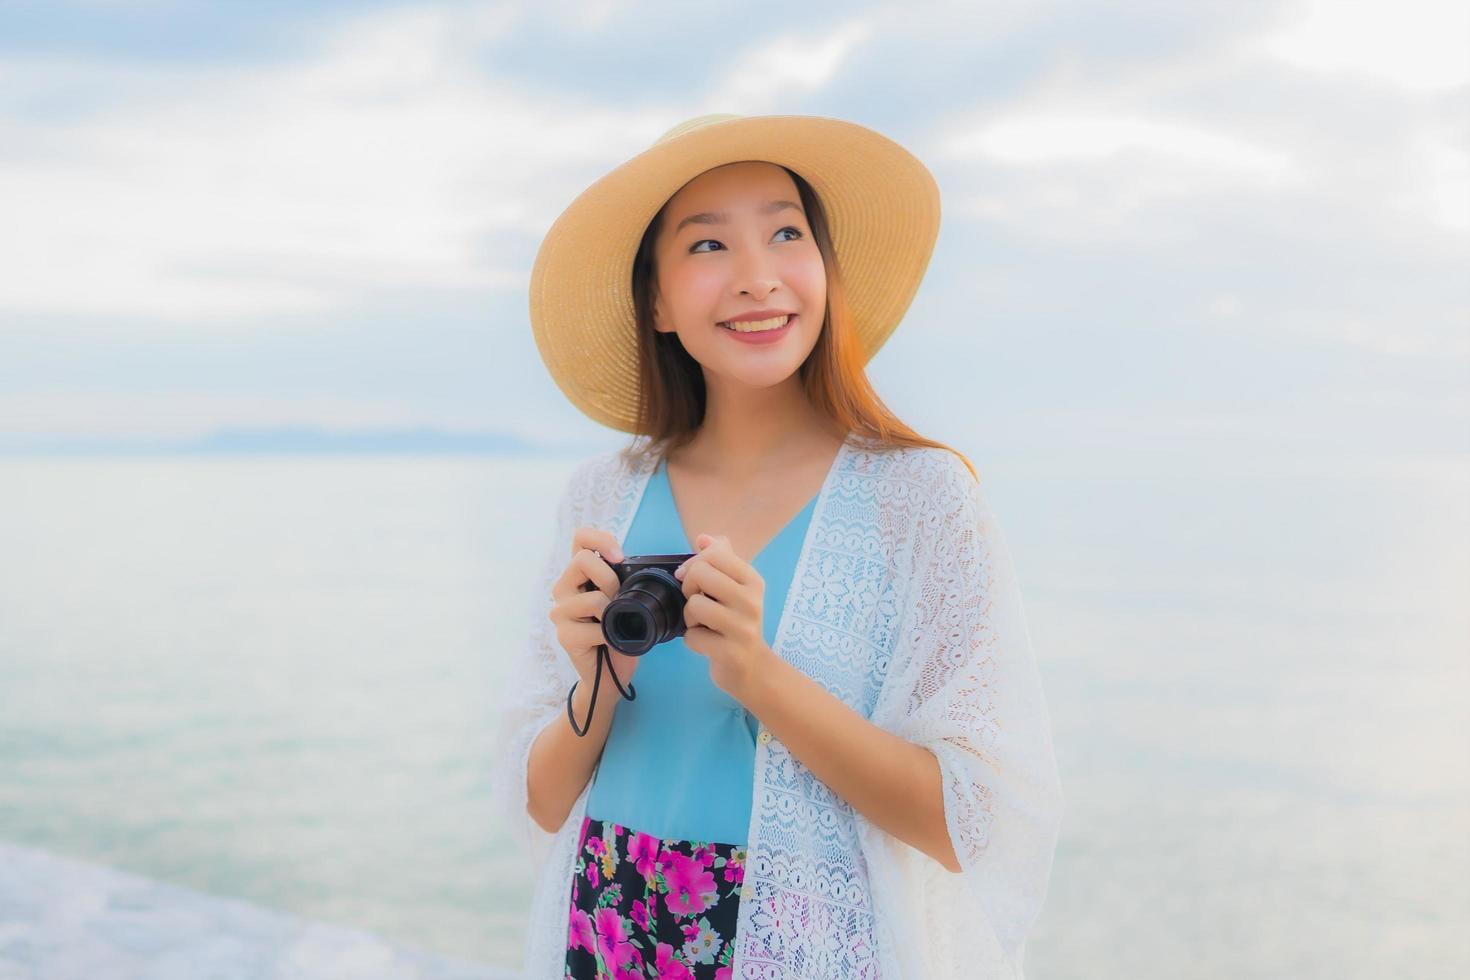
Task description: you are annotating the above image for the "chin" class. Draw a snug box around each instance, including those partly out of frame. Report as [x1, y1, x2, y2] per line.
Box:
[723, 364, 805, 388]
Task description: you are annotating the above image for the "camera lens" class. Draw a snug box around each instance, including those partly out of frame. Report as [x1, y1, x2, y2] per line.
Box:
[602, 568, 685, 655]
[609, 609, 649, 646]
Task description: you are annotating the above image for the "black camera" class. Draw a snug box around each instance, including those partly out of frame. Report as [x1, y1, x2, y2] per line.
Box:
[581, 552, 697, 655]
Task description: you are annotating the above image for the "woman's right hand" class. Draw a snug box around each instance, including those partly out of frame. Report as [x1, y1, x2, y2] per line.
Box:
[548, 526, 642, 692]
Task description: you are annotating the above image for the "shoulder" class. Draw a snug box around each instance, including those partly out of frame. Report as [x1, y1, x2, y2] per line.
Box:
[568, 447, 624, 489]
[558, 437, 660, 520]
[863, 444, 986, 541]
[849, 440, 977, 498]
[559, 450, 619, 512]
[564, 435, 652, 486]
[904, 444, 976, 490]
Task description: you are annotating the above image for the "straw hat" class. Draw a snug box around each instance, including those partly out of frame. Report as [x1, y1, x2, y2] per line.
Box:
[528, 112, 941, 433]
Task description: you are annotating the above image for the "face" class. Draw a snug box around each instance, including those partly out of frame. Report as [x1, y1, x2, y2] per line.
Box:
[650, 161, 827, 391]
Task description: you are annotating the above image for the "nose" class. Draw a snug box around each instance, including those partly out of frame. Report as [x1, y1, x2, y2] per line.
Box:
[732, 246, 780, 299]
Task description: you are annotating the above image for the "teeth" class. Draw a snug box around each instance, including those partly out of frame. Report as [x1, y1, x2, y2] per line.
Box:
[720, 314, 792, 333]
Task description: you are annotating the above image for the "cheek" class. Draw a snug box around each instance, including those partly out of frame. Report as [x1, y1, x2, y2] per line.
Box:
[667, 271, 727, 334]
[784, 254, 827, 305]
[671, 263, 726, 304]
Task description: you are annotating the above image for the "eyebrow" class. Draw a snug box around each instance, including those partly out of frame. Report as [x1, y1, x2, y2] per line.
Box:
[674, 199, 803, 235]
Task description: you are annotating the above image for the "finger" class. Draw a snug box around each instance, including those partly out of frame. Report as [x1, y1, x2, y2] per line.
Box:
[571, 525, 624, 563]
[552, 547, 622, 601]
[682, 624, 714, 656]
[680, 561, 757, 617]
[684, 592, 738, 636]
[685, 534, 756, 588]
[554, 588, 610, 624]
[556, 619, 611, 658]
[576, 548, 624, 599]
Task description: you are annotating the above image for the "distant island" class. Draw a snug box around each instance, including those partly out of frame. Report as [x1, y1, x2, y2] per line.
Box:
[190, 425, 541, 454]
[0, 426, 603, 456]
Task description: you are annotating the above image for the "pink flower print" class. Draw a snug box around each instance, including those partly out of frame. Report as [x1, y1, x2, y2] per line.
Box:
[629, 831, 661, 880]
[662, 852, 718, 917]
[715, 968, 732, 980]
[680, 915, 722, 965]
[611, 954, 644, 980]
[599, 881, 624, 908]
[568, 908, 596, 955]
[630, 898, 651, 932]
[594, 907, 636, 966]
[723, 847, 746, 884]
[654, 943, 694, 980]
[584, 861, 599, 888]
[587, 836, 606, 857]
[605, 926, 644, 980]
[593, 906, 626, 940]
[692, 843, 716, 867]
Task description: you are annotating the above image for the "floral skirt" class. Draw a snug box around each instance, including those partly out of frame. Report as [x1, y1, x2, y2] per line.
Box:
[564, 813, 746, 980]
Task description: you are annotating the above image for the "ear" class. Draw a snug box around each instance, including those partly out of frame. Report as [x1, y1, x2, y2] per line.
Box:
[651, 291, 674, 334]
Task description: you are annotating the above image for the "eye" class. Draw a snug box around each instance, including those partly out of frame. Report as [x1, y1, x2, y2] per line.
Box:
[689, 225, 805, 253]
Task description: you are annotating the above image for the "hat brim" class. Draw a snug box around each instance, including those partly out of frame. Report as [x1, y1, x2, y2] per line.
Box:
[529, 114, 941, 434]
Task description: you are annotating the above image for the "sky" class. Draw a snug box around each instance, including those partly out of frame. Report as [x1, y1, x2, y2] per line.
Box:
[0, 0, 1465, 467]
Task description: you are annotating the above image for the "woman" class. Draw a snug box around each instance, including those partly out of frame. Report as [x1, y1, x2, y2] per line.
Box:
[490, 113, 1064, 980]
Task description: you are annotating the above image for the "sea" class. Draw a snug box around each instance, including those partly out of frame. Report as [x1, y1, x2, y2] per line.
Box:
[0, 451, 1465, 978]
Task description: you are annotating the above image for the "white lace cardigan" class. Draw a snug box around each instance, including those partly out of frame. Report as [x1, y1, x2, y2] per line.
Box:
[489, 433, 1065, 979]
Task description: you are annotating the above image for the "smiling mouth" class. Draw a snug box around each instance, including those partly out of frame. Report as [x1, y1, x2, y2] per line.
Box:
[718, 313, 794, 333]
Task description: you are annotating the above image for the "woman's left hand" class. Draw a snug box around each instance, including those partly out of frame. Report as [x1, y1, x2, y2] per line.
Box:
[675, 533, 771, 704]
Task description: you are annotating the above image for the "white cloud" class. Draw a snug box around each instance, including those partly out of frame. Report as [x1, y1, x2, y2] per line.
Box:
[1406, 121, 1470, 234]
[1257, 0, 1470, 93]
[702, 17, 879, 112]
[934, 104, 1301, 244]
[0, 2, 669, 329]
[919, 20, 1468, 356]
[924, 41, 1311, 249]
[939, 110, 1296, 178]
[931, 105, 1304, 251]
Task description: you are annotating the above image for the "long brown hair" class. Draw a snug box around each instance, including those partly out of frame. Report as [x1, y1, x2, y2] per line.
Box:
[622, 164, 977, 484]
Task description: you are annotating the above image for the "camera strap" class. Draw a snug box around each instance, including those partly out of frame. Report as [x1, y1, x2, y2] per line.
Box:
[566, 642, 637, 737]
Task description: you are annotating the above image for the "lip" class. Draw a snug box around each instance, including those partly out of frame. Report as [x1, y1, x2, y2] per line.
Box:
[718, 313, 795, 345]
[720, 308, 795, 323]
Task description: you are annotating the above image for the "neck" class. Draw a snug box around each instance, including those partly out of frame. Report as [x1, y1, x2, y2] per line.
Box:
[679, 372, 842, 475]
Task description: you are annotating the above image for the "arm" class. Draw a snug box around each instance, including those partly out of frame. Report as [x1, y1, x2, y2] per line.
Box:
[489, 454, 609, 868]
[871, 453, 1064, 963]
[742, 645, 962, 873]
[526, 669, 622, 833]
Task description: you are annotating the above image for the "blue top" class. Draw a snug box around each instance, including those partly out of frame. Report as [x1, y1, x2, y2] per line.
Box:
[586, 457, 820, 846]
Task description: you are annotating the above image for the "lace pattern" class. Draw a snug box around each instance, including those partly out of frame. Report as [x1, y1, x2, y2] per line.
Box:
[489, 435, 1063, 979]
